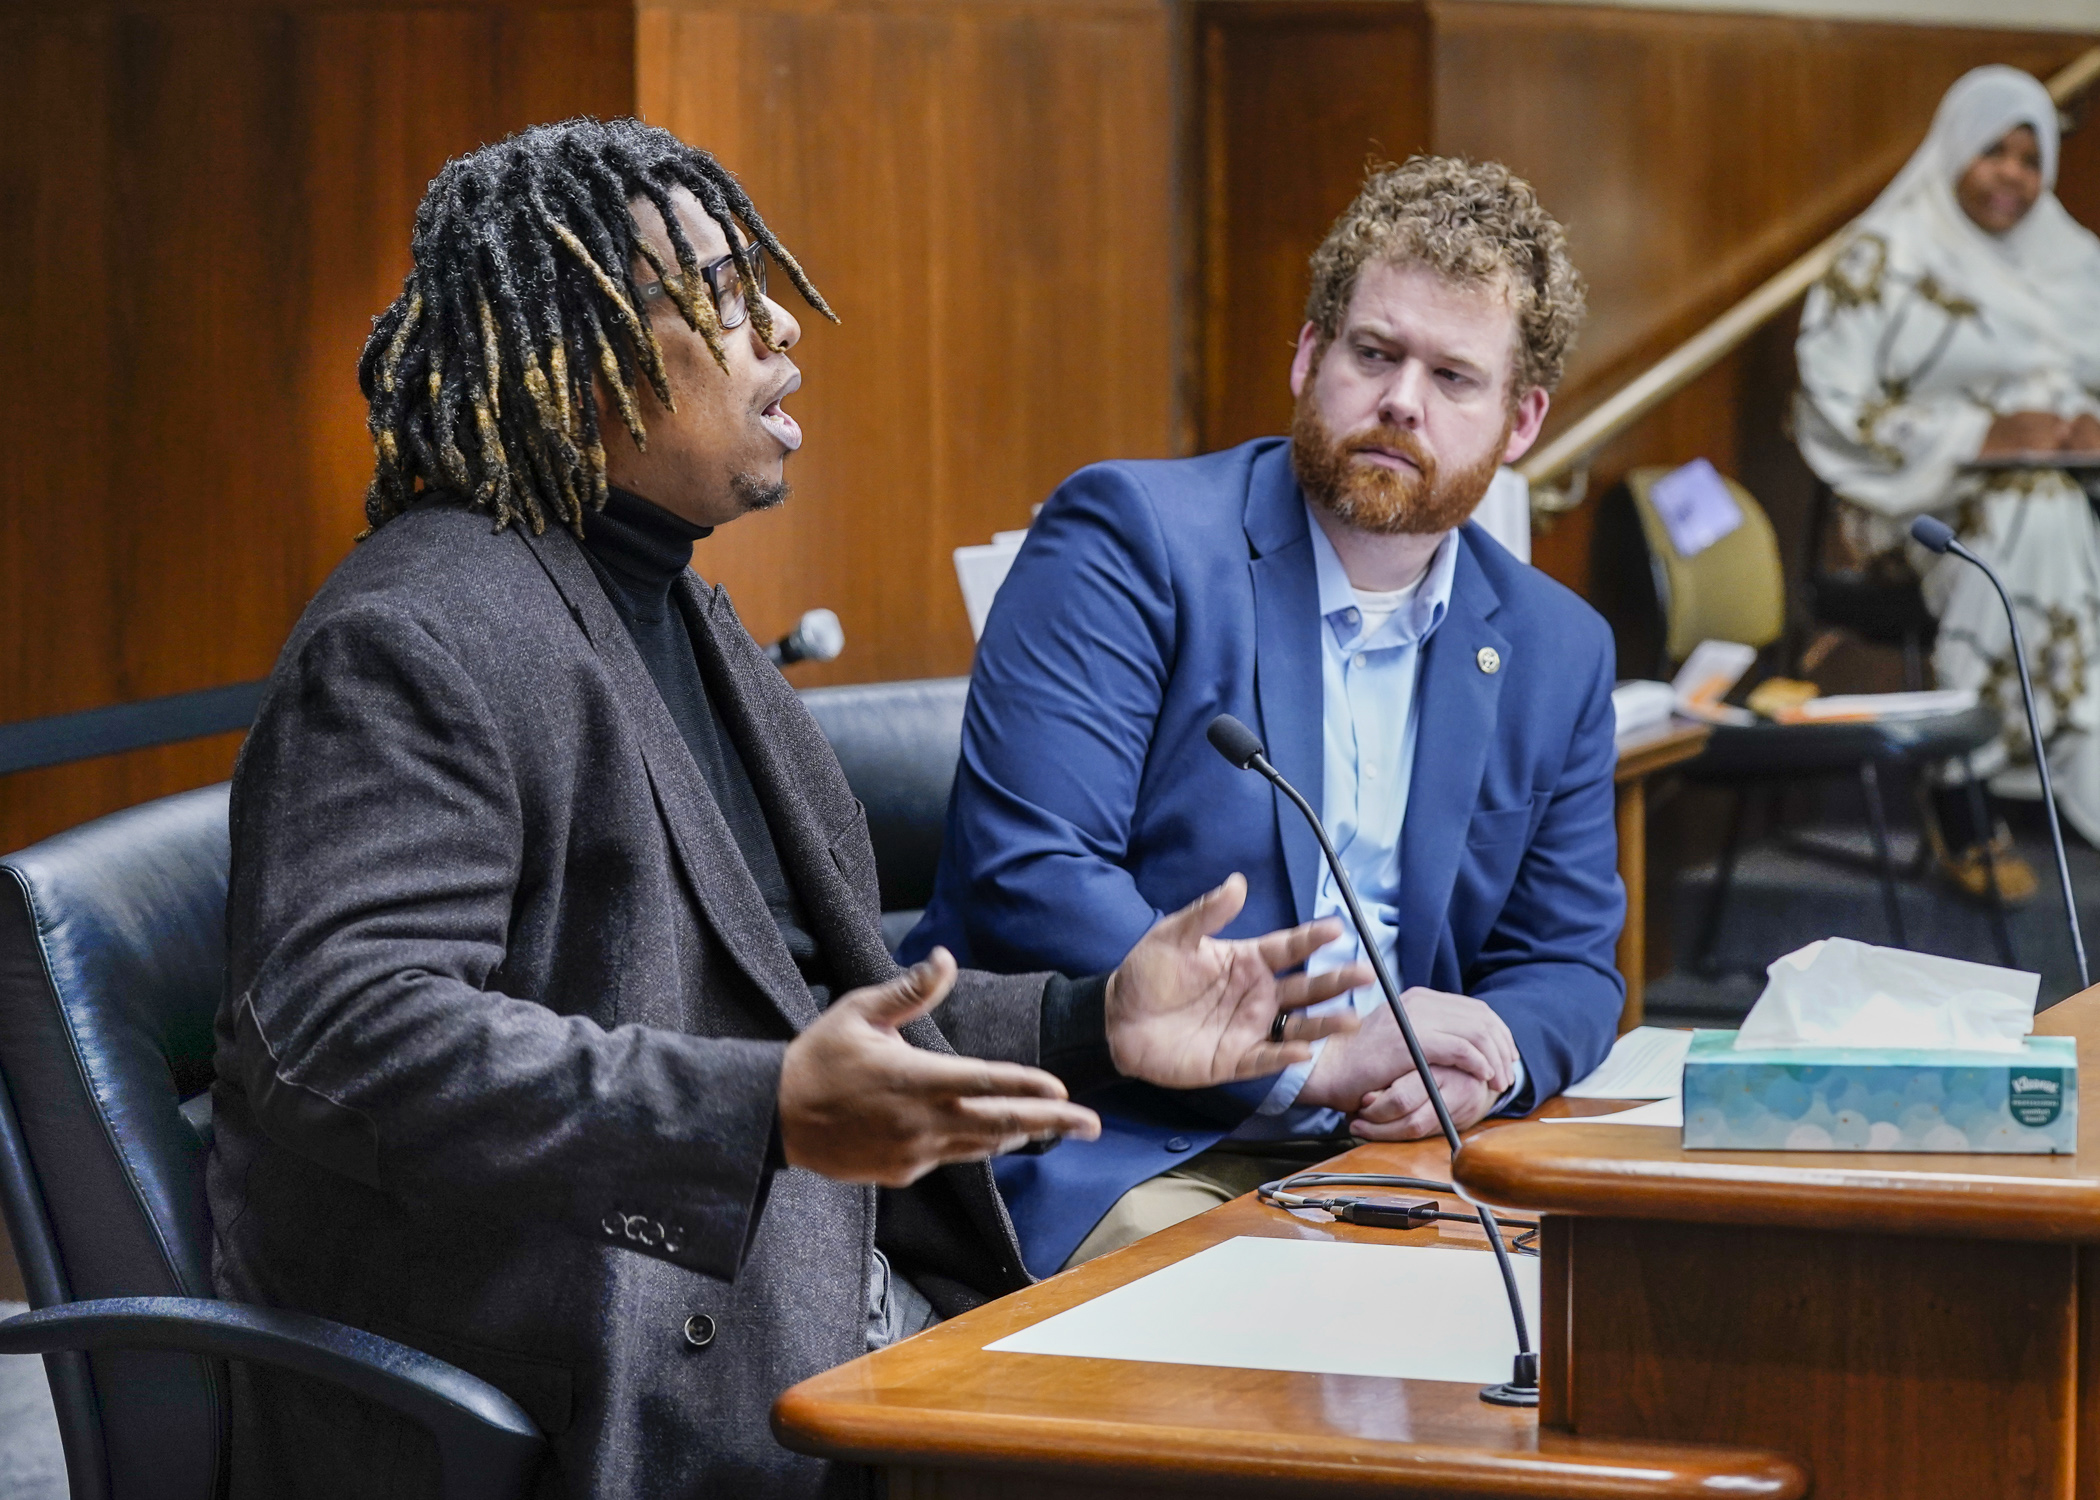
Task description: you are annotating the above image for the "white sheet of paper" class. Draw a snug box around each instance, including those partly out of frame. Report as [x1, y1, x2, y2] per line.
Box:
[1561, 1025, 1690, 1098]
[953, 540, 1022, 640]
[1544, 1097, 1684, 1127]
[1649, 457, 1744, 558]
[984, 1237, 1539, 1384]
[1670, 639, 1757, 724]
[1792, 688, 1979, 721]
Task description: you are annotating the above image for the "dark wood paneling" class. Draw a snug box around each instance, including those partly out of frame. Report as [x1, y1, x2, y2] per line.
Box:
[639, 0, 1179, 686]
[1190, 1, 1432, 454]
[1430, 2, 2100, 595]
[1564, 1217, 2078, 1498]
[9, 0, 2100, 857]
[0, 2, 632, 854]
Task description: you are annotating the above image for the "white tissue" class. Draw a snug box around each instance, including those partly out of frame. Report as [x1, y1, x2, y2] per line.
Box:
[1734, 938, 2039, 1053]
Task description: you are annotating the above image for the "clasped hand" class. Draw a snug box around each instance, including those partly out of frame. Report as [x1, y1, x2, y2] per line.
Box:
[1297, 986, 1518, 1140]
[778, 874, 1370, 1186]
[1980, 409, 2100, 457]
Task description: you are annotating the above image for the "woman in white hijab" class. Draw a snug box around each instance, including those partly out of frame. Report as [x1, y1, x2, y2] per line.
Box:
[1796, 65, 2100, 880]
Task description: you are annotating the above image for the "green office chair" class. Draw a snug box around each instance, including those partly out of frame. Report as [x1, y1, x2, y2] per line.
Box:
[1619, 466, 2010, 972]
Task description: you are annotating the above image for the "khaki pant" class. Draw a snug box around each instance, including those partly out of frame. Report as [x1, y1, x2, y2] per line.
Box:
[1062, 1147, 1305, 1270]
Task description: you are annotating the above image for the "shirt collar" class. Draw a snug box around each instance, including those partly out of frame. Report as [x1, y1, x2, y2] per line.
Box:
[1303, 501, 1460, 650]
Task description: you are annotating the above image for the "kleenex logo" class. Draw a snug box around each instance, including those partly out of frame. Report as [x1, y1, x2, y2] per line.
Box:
[2010, 1070, 2067, 1128]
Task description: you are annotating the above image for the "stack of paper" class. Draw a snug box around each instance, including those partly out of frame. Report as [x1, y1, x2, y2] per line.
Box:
[1611, 680, 1675, 739]
[1783, 689, 1978, 723]
[1543, 1025, 1690, 1128]
[1670, 640, 1756, 725]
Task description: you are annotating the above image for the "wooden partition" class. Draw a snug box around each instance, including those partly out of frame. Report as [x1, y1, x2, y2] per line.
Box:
[1189, 1, 1432, 452]
[637, 0, 1179, 687]
[0, 0, 636, 853]
[4, 0, 2098, 855]
[1188, 1, 2100, 592]
[0, 0, 1177, 852]
[1431, 5, 2100, 591]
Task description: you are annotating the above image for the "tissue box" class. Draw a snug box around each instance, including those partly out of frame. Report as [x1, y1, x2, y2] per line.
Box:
[1681, 1029, 2077, 1153]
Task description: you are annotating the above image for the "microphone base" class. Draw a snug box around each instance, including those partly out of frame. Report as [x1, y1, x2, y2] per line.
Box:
[1478, 1380, 1540, 1408]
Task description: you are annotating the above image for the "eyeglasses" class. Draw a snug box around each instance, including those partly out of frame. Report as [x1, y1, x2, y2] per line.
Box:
[636, 242, 770, 330]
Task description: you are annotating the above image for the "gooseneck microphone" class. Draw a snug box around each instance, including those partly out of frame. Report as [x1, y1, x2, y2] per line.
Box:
[765, 608, 845, 669]
[1910, 517, 2088, 990]
[1206, 713, 1539, 1407]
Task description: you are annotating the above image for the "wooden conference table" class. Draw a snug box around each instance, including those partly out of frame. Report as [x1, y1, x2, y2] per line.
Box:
[777, 988, 2100, 1497]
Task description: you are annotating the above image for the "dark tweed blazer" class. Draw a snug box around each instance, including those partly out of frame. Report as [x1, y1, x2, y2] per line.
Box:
[208, 499, 1049, 1498]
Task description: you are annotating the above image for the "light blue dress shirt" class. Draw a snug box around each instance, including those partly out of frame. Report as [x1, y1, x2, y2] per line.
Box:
[1233, 509, 1519, 1139]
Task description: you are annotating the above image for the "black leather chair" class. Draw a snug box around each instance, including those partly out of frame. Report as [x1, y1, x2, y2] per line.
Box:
[0, 783, 541, 1500]
[1687, 705, 2013, 970]
[799, 676, 969, 952]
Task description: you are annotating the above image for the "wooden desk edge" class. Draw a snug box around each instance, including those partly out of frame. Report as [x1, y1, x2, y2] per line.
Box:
[1454, 1124, 2100, 1242]
[776, 1110, 1810, 1499]
[1612, 718, 1710, 783]
[1455, 988, 2100, 1239]
[771, 1387, 1809, 1498]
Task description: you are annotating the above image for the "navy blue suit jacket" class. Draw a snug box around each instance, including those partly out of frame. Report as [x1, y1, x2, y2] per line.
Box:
[904, 439, 1625, 1275]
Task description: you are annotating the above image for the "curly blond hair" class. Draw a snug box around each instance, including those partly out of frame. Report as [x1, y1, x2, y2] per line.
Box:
[1304, 156, 1586, 396]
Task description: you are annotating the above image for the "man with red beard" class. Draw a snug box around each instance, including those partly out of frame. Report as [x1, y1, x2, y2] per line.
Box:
[903, 157, 1620, 1275]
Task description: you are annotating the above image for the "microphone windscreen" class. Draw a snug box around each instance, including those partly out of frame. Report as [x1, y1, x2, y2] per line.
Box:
[1206, 713, 1267, 770]
[1910, 516, 1956, 554]
[792, 608, 845, 663]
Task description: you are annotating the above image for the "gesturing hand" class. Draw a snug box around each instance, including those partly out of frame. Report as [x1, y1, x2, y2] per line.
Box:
[1350, 1064, 1502, 1142]
[1105, 874, 1371, 1090]
[778, 951, 1101, 1187]
[1298, 987, 1518, 1113]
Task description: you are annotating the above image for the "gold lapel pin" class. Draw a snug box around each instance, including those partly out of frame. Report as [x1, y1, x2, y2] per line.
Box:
[1477, 646, 1502, 675]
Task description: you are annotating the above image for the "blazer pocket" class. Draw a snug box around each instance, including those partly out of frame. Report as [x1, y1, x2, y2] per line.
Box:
[828, 801, 881, 897]
[1466, 802, 1536, 848]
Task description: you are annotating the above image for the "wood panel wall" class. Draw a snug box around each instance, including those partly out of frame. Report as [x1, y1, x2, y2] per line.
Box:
[1190, 1, 2100, 595]
[0, 0, 634, 853]
[5, 0, 2099, 859]
[1191, 1, 1432, 452]
[1428, 3, 2099, 591]
[636, 0, 1179, 687]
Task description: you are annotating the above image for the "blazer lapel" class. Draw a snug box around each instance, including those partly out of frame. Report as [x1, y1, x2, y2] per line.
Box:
[1397, 536, 1508, 987]
[514, 525, 823, 1034]
[1246, 445, 1325, 927]
[679, 578, 901, 991]
[686, 582, 967, 1061]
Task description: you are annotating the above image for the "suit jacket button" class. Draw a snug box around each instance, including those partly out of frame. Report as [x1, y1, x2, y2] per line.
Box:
[1165, 1136, 1193, 1153]
[684, 1314, 717, 1348]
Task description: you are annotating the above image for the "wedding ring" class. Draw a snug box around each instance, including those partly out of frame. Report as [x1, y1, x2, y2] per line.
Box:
[1269, 1011, 1290, 1044]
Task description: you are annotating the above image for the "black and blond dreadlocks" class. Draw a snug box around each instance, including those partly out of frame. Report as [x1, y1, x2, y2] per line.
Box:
[358, 117, 833, 537]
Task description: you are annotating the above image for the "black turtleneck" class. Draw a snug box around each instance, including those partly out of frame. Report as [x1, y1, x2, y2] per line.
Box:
[579, 488, 831, 1002]
[578, 487, 1115, 1093]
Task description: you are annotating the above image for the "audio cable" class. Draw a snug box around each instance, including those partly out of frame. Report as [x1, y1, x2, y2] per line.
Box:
[1257, 1172, 1540, 1254]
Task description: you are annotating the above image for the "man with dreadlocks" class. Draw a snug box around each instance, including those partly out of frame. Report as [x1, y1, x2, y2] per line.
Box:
[210, 116, 1367, 1498]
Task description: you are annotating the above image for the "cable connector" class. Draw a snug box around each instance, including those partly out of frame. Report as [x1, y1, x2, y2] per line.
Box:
[1332, 1197, 1440, 1230]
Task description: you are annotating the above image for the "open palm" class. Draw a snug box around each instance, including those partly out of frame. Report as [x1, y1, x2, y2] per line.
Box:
[1105, 874, 1369, 1089]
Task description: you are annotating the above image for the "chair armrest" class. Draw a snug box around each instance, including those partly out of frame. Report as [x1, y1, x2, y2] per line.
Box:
[0, 1297, 542, 1500]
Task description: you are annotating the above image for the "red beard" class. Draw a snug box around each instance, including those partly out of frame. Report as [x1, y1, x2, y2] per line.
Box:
[1290, 397, 1508, 536]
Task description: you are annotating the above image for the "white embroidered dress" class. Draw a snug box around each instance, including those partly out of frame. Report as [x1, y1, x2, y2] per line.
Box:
[1795, 66, 2100, 841]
